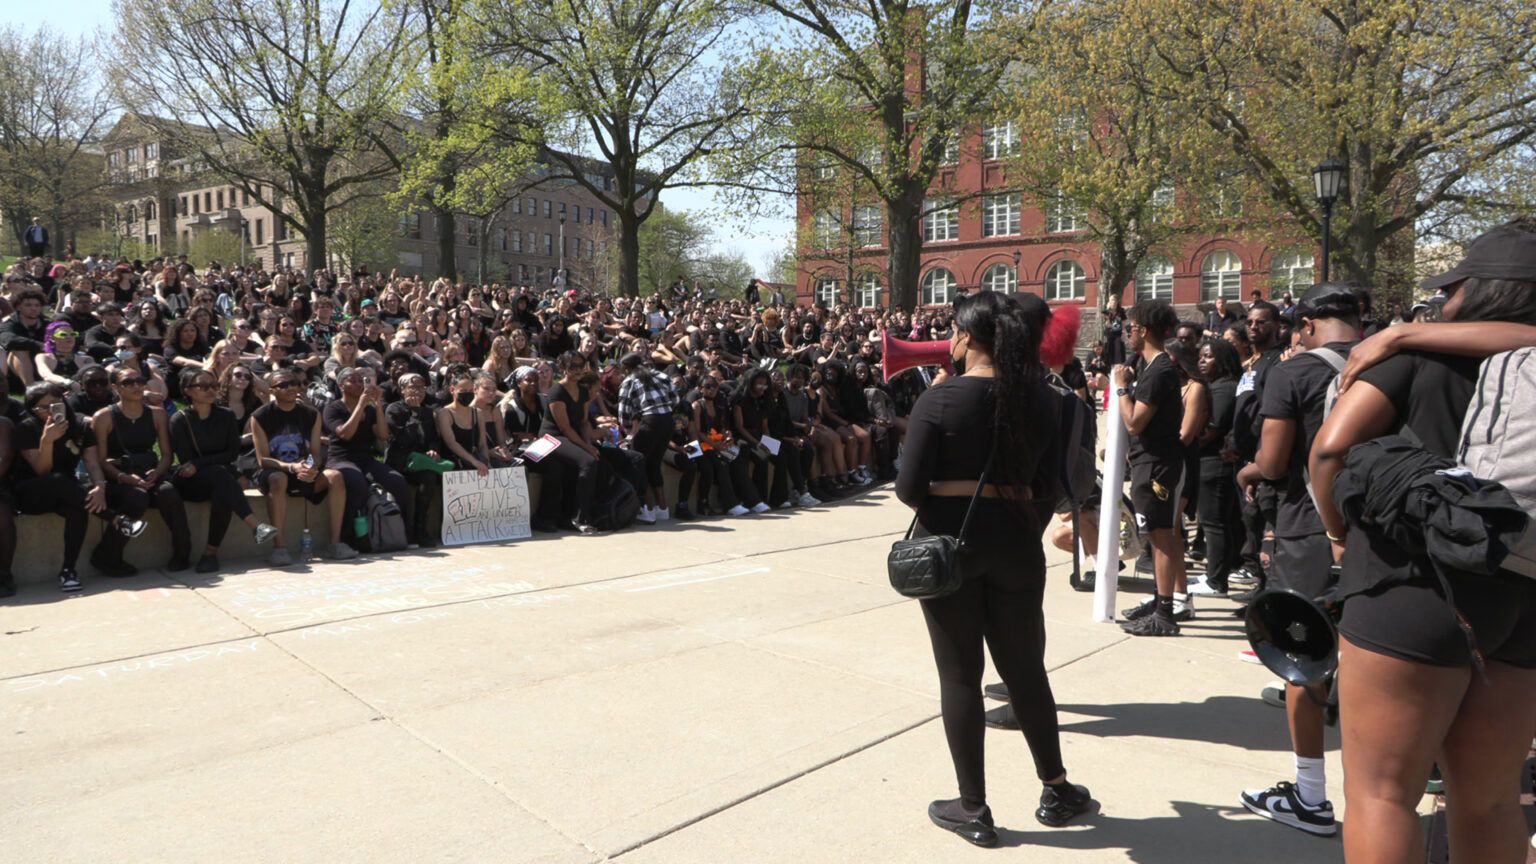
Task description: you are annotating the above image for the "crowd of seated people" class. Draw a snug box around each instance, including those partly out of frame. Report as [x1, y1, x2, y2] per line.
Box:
[0, 255, 941, 596]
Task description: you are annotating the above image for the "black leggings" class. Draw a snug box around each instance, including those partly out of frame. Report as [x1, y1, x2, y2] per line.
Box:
[630, 413, 672, 491]
[918, 500, 1063, 803]
[692, 451, 739, 510]
[111, 480, 191, 562]
[12, 474, 119, 569]
[173, 466, 253, 549]
[661, 449, 699, 508]
[1197, 458, 1242, 585]
[547, 437, 599, 523]
[401, 469, 441, 543]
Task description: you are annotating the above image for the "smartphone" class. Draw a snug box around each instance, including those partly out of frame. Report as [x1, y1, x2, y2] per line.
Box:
[49, 403, 66, 423]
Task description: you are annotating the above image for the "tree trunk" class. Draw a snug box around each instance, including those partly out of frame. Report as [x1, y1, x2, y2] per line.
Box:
[617, 211, 641, 298]
[435, 205, 457, 282]
[886, 191, 924, 310]
[302, 195, 328, 275]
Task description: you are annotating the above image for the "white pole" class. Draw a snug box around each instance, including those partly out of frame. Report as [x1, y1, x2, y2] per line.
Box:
[1093, 389, 1128, 623]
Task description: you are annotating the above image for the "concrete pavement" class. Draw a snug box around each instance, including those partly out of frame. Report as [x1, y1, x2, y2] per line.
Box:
[1, 485, 1390, 862]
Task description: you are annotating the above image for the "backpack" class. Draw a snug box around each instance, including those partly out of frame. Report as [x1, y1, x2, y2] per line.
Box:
[590, 475, 641, 531]
[364, 483, 409, 553]
[1458, 347, 1536, 578]
[1294, 347, 1348, 511]
[1045, 372, 1097, 511]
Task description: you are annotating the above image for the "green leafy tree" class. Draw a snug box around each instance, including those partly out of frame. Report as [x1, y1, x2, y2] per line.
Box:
[109, 0, 414, 273]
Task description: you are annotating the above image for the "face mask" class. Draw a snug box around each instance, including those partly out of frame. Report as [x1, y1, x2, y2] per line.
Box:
[455, 391, 474, 406]
[115, 349, 136, 363]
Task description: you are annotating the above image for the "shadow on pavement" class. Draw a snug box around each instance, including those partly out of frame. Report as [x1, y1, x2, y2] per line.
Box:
[1055, 695, 1312, 752]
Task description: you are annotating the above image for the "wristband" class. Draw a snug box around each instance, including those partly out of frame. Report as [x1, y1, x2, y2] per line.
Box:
[1326, 530, 1345, 543]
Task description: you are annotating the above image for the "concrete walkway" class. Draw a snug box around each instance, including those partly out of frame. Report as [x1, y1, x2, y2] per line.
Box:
[2, 486, 1386, 862]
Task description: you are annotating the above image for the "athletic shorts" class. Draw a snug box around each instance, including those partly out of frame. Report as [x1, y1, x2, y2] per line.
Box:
[1271, 534, 1334, 598]
[255, 468, 329, 504]
[1340, 572, 1536, 670]
[1129, 459, 1183, 533]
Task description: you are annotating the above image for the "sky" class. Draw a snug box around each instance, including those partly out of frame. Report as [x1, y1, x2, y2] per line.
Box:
[32, 2, 795, 277]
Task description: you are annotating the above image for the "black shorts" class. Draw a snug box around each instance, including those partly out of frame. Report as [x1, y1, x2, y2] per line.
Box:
[255, 468, 329, 504]
[1341, 572, 1536, 670]
[1270, 534, 1334, 598]
[1129, 459, 1183, 533]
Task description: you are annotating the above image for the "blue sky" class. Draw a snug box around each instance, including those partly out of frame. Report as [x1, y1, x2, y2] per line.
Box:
[33, 3, 792, 276]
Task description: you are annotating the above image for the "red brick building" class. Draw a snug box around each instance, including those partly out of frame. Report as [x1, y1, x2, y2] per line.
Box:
[795, 122, 1315, 311]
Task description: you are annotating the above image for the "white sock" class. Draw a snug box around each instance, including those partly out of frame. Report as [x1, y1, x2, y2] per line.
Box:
[1294, 755, 1327, 806]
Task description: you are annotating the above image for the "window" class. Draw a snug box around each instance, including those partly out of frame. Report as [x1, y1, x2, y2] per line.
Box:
[526, 197, 535, 215]
[543, 233, 552, 255]
[1045, 260, 1086, 301]
[255, 219, 264, 245]
[1045, 190, 1082, 233]
[519, 264, 528, 281]
[275, 218, 288, 241]
[559, 202, 567, 218]
[1200, 250, 1243, 300]
[513, 199, 522, 215]
[814, 277, 837, 306]
[144, 143, 158, 160]
[813, 210, 839, 248]
[923, 200, 958, 242]
[941, 134, 959, 165]
[109, 151, 121, 169]
[982, 121, 1018, 159]
[1211, 174, 1244, 218]
[466, 218, 478, 246]
[145, 202, 156, 220]
[408, 214, 421, 239]
[981, 263, 1017, 292]
[242, 190, 250, 206]
[1135, 256, 1174, 301]
[126, 147, 138, 165]
[601, 211, 608, 228]
[854, 274, 880, 308]
[217, 190, 224, 210]
[526, 232, 535, 253]
[1270, 249, 1314, 296]
[812, 159, 836, 180]
[1149, 182, 1175, 223]
[981, 193, 1021, 237]
[543, 200, 552, 218]
[204, 192, 212, 212]
[586, 239, 594, 259]
[125, 205, 137, 223]
[586, 207, 594, 225]
[512, 231, 522, 252]
[853, 205, 882, 247]
[921, 268, 955, 306]
[179, 196, 188, 216]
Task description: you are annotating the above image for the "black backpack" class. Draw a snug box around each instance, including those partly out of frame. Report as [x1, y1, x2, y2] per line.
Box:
[364, 483, 409, 553]
[1045, 372, 1097, 511]
[590, 475, 641, 531]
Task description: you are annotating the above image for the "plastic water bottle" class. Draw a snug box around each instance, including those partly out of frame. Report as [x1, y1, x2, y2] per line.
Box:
[300, 529, 313, 561]
[75, 460, 91, 484]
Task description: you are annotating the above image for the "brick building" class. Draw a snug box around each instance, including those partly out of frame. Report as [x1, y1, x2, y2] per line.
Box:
[100, 114, 624, 289]
[795, 121, 1317, 312]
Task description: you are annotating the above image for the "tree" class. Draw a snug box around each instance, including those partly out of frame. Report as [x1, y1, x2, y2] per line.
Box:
[736, 0, 1040, 310]
[329, 183, 399, 274]
[1004, 5, 1241, 306]
[1133, 0, 1536, 296]
[626, 207, 752, 296]
[108, 0, 413, 273]
[470, 0, 775, 297]
[0, 25, 115, 257]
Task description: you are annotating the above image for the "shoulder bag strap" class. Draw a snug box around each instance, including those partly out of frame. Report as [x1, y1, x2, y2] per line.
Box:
[955, 447, 998, 546]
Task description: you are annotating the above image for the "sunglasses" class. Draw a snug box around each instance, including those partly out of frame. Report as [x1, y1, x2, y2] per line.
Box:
[53, 330, 78, 339]
[116, 377, 145, 386]
[186, 381, 216, 390]
[400, 340, 418, 347]
[337, 341, 356, 347]
[231, 373, 252, 380]
[273, 381, 301, 389]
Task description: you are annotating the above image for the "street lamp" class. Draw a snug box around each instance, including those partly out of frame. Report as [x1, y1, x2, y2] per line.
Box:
[557, 214, 566, 287]
[1311, 159, 1345, 282]
[1012, 249, 1021, 292]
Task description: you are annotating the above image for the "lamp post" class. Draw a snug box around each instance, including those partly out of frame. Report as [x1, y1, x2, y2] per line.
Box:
[1012, 249, 1021, 293]
[557, 214, 566, 286]
[1311, 159, 1345, 283]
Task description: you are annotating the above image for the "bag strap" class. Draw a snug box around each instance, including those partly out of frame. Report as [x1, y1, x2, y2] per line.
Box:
[956, 447, 998, 546]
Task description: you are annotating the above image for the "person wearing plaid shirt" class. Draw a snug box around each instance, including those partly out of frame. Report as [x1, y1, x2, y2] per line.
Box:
[618, 352, 680, 523]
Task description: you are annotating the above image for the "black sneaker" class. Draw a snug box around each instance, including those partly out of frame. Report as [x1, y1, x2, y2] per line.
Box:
[1135, 550, 1154, 573]
[1240, 781, 1336, 836]
[1121, 596, 1157, 620]
[983, 682, 1010, 702]
[673, 503, 694, 520]
[113, 514, 148, 538]
[1121, 612, 1180, 636]
[89, 553, 139, 578]
[1036, 782, 1092, 826]
[59, 568, 82, 592]
[0, 575, 15, 598]
[927, 798, 997, 847]
[1229, 566, 1260, 586]
[194, 554, 220, 574]
[984, 704, 1019, 729]
[1230, 588, 1260, 604]
[1071, 570, 1096, 592]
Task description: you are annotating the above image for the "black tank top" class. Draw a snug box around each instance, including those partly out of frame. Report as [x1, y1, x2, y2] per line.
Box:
[54, 354, 80, 377]
[449, 409, 479, 467]
[108, 404, 158, 457]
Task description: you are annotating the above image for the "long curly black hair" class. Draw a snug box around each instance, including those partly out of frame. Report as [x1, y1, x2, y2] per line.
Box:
[952, 291, 1052, 501]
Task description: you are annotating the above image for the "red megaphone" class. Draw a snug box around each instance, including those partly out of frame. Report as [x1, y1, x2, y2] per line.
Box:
[882, 330, 954, 382]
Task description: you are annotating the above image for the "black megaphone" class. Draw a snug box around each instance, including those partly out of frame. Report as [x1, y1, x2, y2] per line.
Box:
[1244, 587, 1340, 686]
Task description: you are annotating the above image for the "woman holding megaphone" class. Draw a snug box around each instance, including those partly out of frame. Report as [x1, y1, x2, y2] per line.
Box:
[896, 290, 1090, 847]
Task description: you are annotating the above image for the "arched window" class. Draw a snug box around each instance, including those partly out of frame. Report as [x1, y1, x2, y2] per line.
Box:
[1200, 250, 1242, 301]
[1044, 260, 1086, 301]
[1269, 248, 1314, 296]
[921, 268, 955, 306]
[814, 277, 838, 306]
[854, 273, 880, 308]
[145, 202, 156, 220]
[980, 262, 1016, 292]
[1135, 256, 1173, 301]
[125, 205, 137, 223]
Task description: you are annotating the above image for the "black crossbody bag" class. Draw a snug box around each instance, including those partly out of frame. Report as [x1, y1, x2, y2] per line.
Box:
[887, 450, 996, 599]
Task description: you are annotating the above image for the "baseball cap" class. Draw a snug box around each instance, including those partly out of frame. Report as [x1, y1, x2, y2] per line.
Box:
[1421, 218, 1536, 292]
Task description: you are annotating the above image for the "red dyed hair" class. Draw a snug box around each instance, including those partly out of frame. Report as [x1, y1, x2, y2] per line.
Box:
[1038, 304, 1081, 368]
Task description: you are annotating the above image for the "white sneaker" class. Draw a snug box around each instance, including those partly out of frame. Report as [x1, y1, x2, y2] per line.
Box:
[751, 502, 770, 513]
[636, 506, 657, 525]
[656, 507, 670, 521]
[727, 505, 750, 516]
[797, 492, 821, 507]
[1187, 576, 1225, 596]
[776, 500, 794, 510]
[1240, 781, 1336, 836]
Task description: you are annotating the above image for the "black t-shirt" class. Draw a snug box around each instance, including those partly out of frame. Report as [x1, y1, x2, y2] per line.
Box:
[1200, 378, 1238, 459]
[1357, 349, 1482, 456]
[1127, 353, 1183, 466]
[539, 381, 587, 438]
[1259, 341, 1357, 537]
[253, 402, 319, 464]
[12, 413, 92, 480]
[322, 398, 381, 460]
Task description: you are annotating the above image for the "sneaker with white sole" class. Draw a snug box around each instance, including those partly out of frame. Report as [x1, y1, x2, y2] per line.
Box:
[797, 491, 821, 507]
[1240, 781, 1336, 836]
[1188, 576, 1227, 596]
[1260, 681, 1286, 708]
[269, 547, 293, 567]
[751, 502, 770, 513]
[254, 522, 279, 545]
[636, 506, 657, 525]
[727, 504, 751, 516]
[656, 507, 670, 521]
[776, 501, 794, 510]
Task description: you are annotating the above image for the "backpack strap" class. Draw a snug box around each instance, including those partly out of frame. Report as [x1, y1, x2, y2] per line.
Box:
[1303, 347, 1350, 512]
